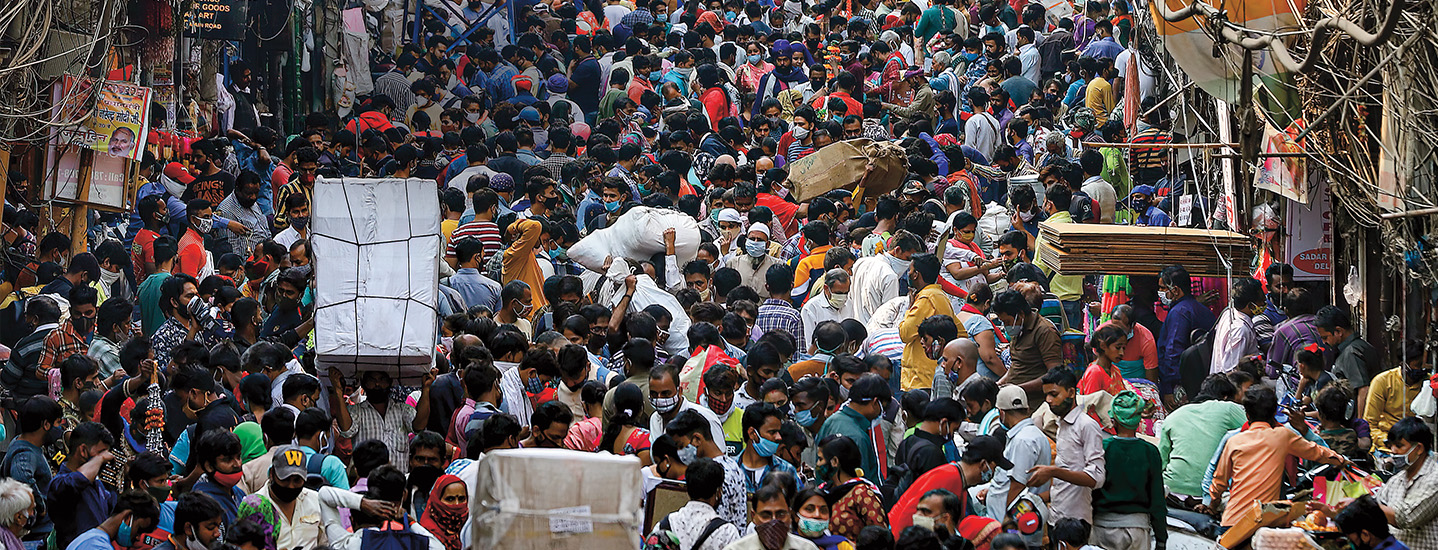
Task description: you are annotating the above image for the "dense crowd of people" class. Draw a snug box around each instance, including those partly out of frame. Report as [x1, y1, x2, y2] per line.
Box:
[0, 0, 1431, 549]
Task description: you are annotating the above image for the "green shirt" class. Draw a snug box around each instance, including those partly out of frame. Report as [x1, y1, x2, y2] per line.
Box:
[1158, 400, 1246, 497]
[1093, 436, 1167, 542]
[816, 406, 881, 486]
[138, 272, 169, 338]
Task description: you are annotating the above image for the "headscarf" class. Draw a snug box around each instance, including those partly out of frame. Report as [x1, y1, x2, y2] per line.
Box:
[790, 42, 816, 66]
[418, 474, 469, 550]
[234, 422, 267, 462]
[1110, 390, 1145, 429]
[489, 173, 515, 192]
[238, 494, 280, 550]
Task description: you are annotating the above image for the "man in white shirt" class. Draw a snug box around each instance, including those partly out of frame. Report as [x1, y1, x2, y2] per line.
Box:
[316, 464, 445, 550]
[799, 268, 854, 347]
[648, 363, 727, 446]
[260, 446, 327, 550]
[1210, 278, 1264, 374]
[849, 232, 921, 325]
[965, 88, 1002, 159]
[1078, 150, 1117, 223]
[272, 194, 309, 249]
[984, 386, 1051, 520]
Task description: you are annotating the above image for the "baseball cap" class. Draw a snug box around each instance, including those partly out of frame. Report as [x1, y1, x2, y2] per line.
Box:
[848, 373, 892, 403]
[961, 434, 1013, 470]
[271, 445, 308, 480]
[996, 385, 1028, 411]
[514, 107, 541, 123]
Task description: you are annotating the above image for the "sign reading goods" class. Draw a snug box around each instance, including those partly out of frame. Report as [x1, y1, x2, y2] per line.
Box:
[183, 0, 248, 41]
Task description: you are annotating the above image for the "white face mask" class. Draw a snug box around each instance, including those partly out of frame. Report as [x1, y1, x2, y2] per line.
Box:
[466, 112, 482, 123]
[828, 291, 848, 309]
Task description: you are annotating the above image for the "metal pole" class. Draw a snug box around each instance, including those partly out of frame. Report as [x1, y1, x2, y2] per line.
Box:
[1239, 49, 1256, 222]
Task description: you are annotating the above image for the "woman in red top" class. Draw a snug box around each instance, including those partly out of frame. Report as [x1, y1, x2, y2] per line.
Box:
[598, 383, 653, 465]
[1079, 323, 1130, 397]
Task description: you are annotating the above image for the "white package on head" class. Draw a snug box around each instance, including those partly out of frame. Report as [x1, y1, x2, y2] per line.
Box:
[567, 206, 702, 272]
[473, 448, 643, 549]
[311, 177, 440, 383]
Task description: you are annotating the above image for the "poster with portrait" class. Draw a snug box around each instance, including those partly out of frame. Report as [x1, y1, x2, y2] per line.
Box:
[54, 75, 153, 161]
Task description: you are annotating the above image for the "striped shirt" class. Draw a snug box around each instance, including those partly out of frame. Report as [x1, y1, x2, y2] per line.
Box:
[216, 194, 272, 255]
[860, 328, 905, 363]
[374, 70, 416, 115]
[446, 219, 503, 265]
[1129, 127, 1173, 169]
[273, 178, 312, 230]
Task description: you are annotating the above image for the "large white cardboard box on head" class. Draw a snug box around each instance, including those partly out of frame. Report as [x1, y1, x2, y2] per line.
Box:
[473, 449, 644, 549]
[311, 177, 440, 384]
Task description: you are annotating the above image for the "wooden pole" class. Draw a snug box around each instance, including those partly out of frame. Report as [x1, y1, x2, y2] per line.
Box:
[70, 150, 93, 257]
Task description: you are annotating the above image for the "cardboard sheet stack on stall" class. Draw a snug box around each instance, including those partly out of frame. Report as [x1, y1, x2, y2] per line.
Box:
[311, 177, 441, 384]
[1037, 223, 1253, 277]
[473, 449, 643, 549]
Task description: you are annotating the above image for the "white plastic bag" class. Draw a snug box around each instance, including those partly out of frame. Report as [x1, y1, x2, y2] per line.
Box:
[978, 202, 1011, 243]
[1413, 384, 1437, 417]
[568, 207, 702, 272]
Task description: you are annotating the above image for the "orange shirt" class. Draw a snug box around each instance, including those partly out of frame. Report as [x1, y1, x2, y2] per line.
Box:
[1210, 422, 1340, 526]
[1078, 363, 1126, 396]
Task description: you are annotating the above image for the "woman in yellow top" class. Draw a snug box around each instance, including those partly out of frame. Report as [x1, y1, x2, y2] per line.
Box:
[501, 218, 548, 314]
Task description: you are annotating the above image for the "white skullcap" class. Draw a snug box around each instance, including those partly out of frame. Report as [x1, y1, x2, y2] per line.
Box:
[748, 223, 771, 238]
[718, 208, 742, 224]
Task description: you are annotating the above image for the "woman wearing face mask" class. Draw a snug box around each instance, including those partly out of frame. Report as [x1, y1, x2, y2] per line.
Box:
[791, 487, 852, 550]
[736, 44, 774, 116]
[0, 478, 35, 550]
[418, 475, 468, 550]
[813, 435, 886, 541]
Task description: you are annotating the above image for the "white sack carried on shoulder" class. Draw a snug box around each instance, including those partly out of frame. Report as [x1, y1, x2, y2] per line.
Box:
[567, 207, 702, 272]
[597, 259, 690, 357]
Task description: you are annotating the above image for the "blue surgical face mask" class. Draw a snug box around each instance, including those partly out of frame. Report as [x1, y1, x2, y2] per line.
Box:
[604, 199, 622, 212]
[118, 520, 134, 547]
[745, 240, 768, 258]
[657, 13, 668, 22]
[753, 433, 780, 457]
[795, 408, 817, 427]
[725, 10, 737, 20]
[963, 52, 980, 61]
[748, 54, 762, 65]
[649, 70, 662, 81]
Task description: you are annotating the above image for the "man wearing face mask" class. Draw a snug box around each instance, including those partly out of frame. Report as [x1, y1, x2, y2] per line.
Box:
[151, 492, 224, 550]
[56, 354, 104, 435]
[991, 289, 1061, 412]
[798, 269, 853, 349]
[332, 368, 436, 474]
[39, 285, 101, 377]
[66, 490, 160, 550]
[815, 374, 891, 487]
[982, 385, 1049, 521]
[0, 478, 37, 550]
[1155, 265, 1215, 409]
[47, 422, 116, 548]
[913, 489, 965, 542]
[849, 231, 920, 325]
[176, 199, 215, 278]
[646, 457, 743, 550]
[1209, 277, 1264, 374]
[293, 408, 350, 489]
[890, 434, 1010, 536]
[215, 171, 270, 254]
[737, 403, 798, 494]
[1363, 339, 1429, 454]
[899, 254, 958, 392]
[1026, 368, 1108, 524]
[895, 398, 968, 496]
[261, 446, 325, 550]
[184, 140, 235, 207]
[648, 364, 728, 447]
[666, 409, 748, 526]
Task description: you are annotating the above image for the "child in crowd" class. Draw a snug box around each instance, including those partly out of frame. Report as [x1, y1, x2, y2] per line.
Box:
[1315, 382, 1372, 465]
[1295, 343, 1333, 406]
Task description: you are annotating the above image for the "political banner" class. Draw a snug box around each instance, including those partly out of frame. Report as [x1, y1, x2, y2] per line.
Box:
[54, 75, 152, 161]
[1254, 118, 1310, 204]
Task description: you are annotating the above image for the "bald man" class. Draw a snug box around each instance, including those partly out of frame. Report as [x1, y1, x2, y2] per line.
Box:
[755, 157, 775, 173]
[937, 337, 984, 400]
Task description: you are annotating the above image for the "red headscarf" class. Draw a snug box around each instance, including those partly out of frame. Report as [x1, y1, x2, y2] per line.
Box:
[418, 475, 468, 550]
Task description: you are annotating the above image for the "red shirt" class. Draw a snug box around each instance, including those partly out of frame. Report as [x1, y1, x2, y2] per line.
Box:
[177, 228, 207, 278]
[132, 229, 160, 283]
[890, 463, 967, 537]
[1079, 362, 1126, 396]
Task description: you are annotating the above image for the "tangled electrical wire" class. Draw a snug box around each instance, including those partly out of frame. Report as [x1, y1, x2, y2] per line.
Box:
[0, 0, 128, 144]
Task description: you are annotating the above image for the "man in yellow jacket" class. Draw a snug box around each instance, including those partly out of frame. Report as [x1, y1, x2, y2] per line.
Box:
[502, 218, 548, 314]
[899, 253, 962, 391]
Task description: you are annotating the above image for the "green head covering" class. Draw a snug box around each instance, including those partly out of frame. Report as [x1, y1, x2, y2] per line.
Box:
[1110, 390, 1145, 429]
[234, 421, 267, 462]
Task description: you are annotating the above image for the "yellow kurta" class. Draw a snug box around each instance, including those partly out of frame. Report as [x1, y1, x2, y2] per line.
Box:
[501, 219, 547, 314]
[898, 283, 962, 391]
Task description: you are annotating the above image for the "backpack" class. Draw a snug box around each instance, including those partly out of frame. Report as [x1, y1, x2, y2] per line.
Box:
[644, 516, 727, 550]
[359, 519, 432, 550]
[305, 451, 331, 489]
[1178, 327, 1217, 401]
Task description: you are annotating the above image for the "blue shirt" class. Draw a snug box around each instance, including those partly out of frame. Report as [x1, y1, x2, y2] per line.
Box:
[48, 464, 117, 549]
[1082, 37, 1124, 60]
[64, 527, 114, 550]
[1158, 295, 1216, 395]
[300, 445, 351, 489]
[3, 439, 53, 536]
[232, 141, 275, 215]
[449, 268, 502, 311]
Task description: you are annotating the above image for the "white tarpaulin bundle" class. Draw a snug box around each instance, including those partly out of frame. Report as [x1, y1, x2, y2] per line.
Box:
[312, 177, 440, 383]
[567, 206, 702, 272]
[473, 449, 643, 549]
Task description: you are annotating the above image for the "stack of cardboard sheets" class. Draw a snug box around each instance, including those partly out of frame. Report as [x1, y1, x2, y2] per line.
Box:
[1037, 223, 1254, 277]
